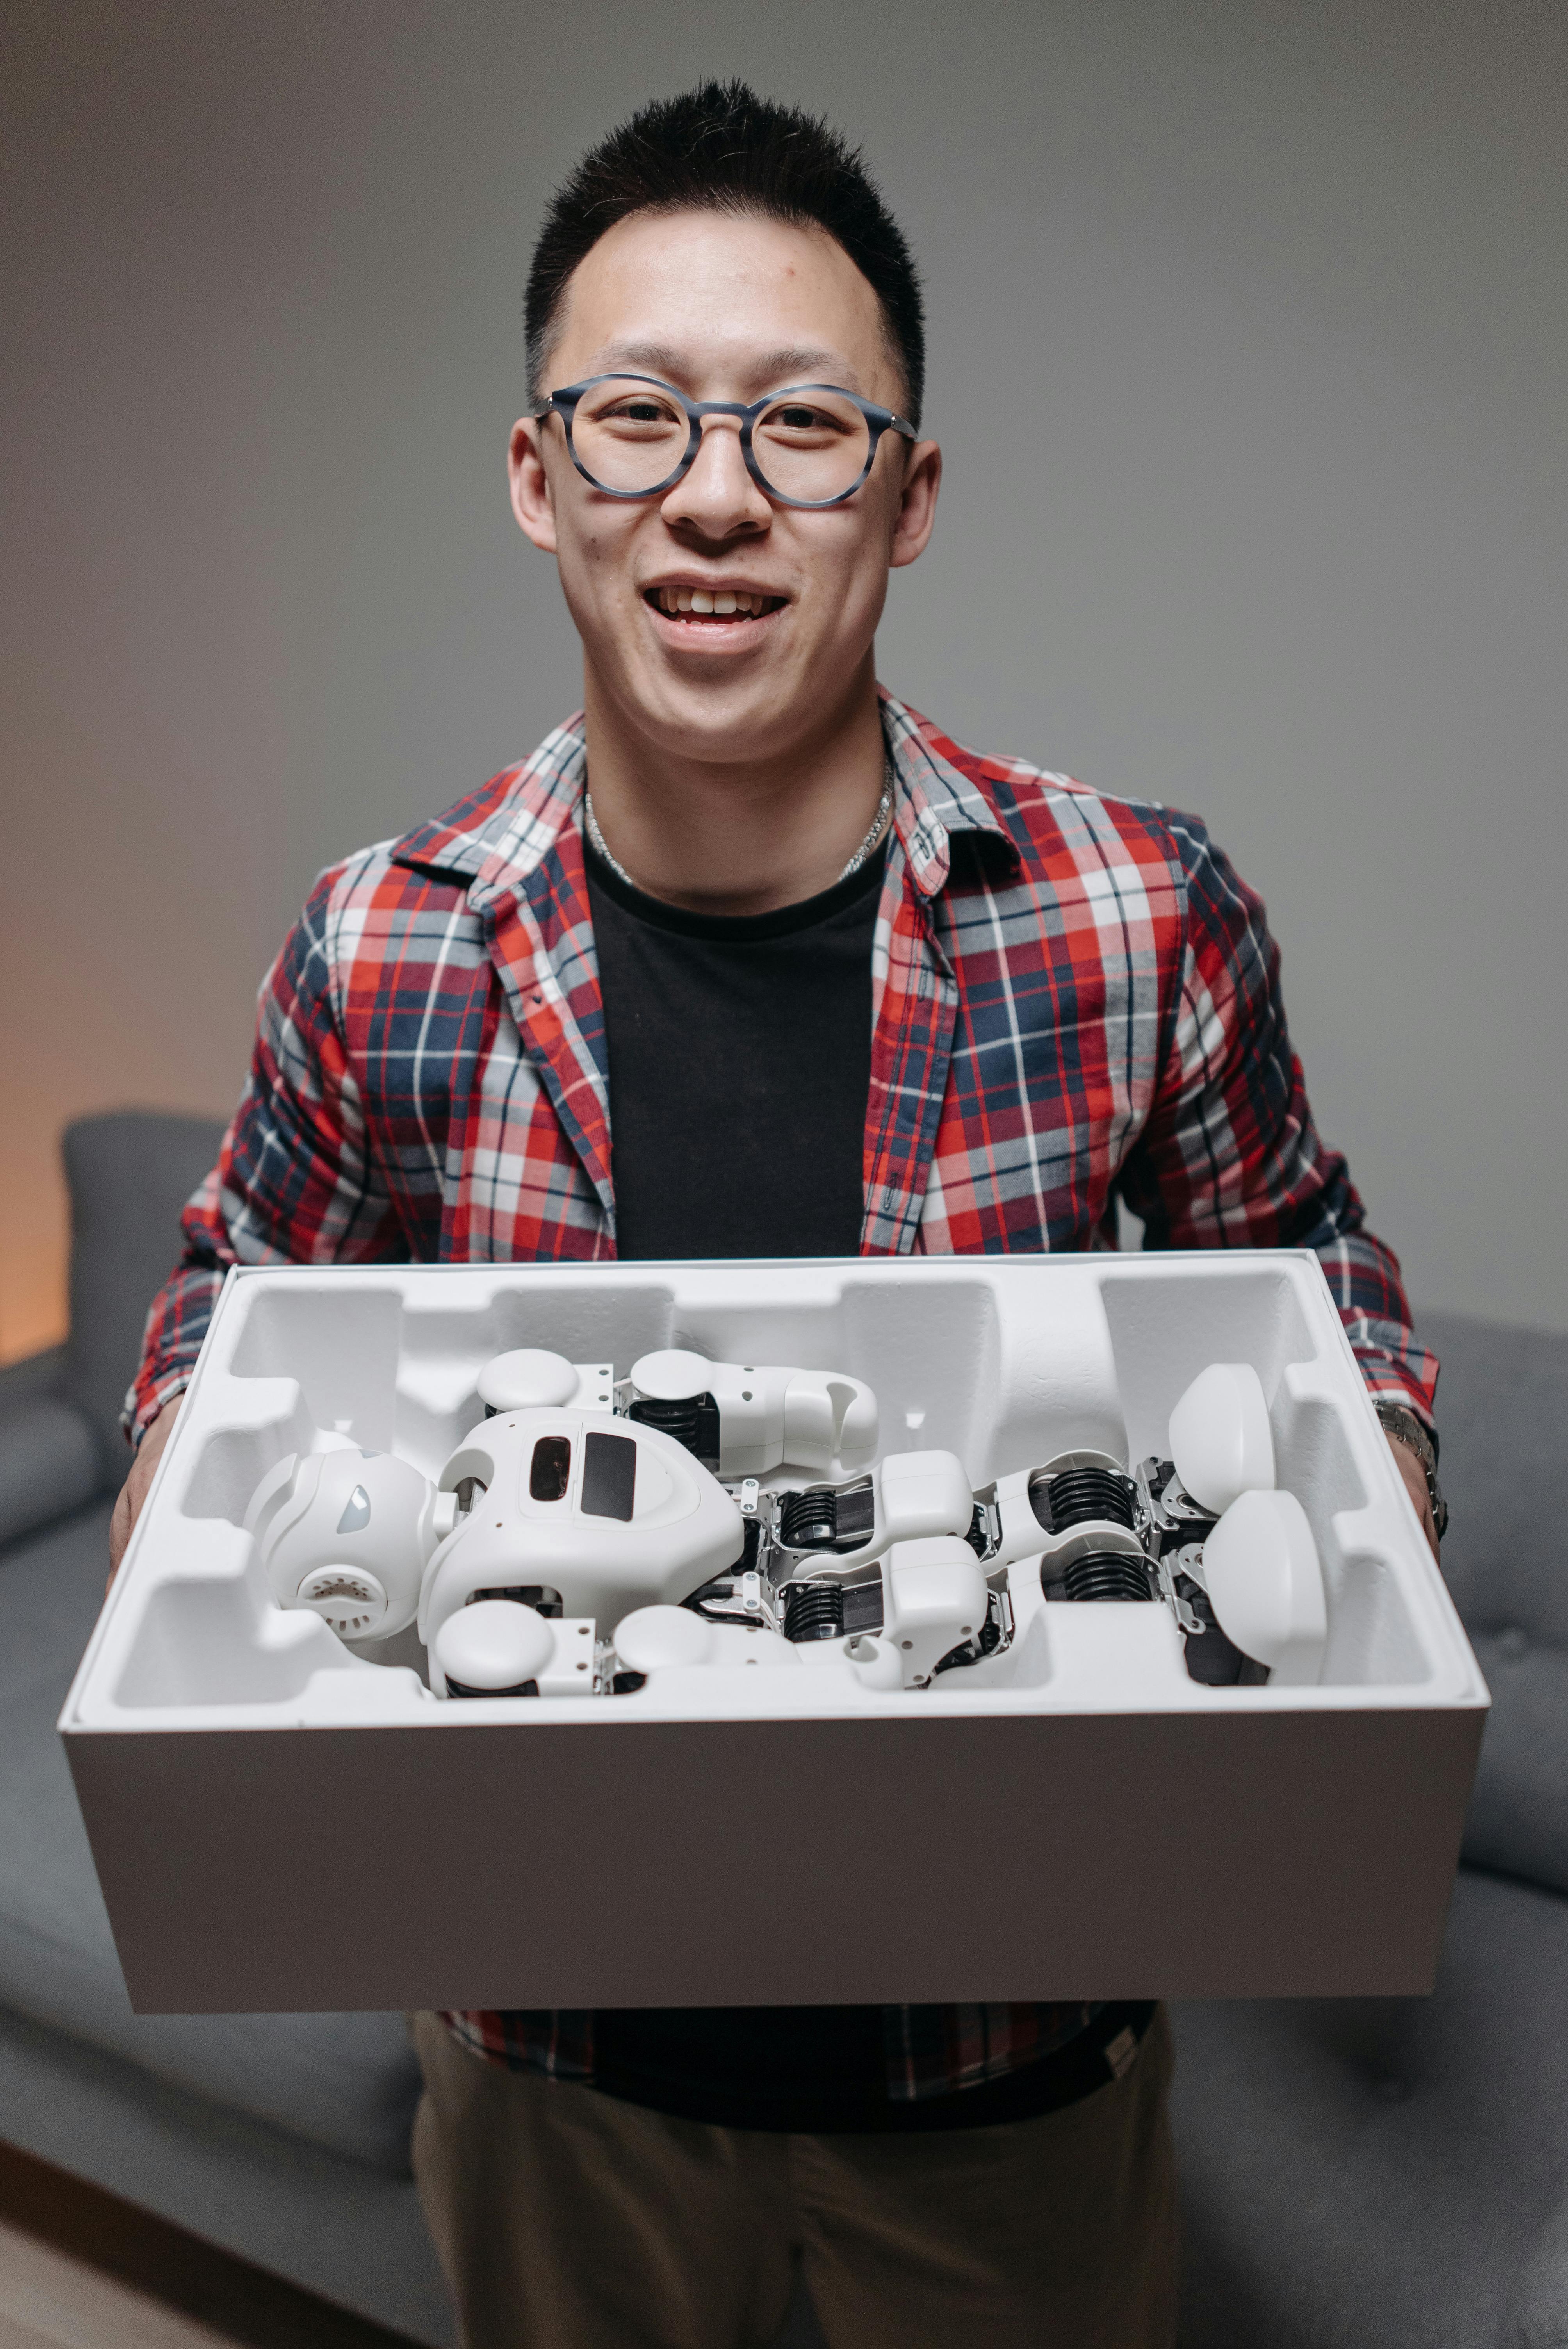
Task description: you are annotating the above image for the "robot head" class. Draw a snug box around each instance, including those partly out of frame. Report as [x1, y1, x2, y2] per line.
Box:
[245, 1447, 448, 1639]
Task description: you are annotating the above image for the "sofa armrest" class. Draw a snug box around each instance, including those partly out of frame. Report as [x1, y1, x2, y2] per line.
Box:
[0, 1390, 105, 1549]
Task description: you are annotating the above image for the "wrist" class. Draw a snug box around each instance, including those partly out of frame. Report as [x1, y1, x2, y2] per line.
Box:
[1372, 1399, 1447, 1540]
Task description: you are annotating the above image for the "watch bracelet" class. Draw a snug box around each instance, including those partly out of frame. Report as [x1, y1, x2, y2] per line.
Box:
[1372, 1400, 1447, 1537]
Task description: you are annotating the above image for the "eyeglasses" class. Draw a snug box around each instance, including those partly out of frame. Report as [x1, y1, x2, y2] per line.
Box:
[531, 374, 917, 510]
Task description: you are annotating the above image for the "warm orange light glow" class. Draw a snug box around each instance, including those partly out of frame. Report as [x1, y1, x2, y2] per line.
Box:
[0, 1153, 69, 1364]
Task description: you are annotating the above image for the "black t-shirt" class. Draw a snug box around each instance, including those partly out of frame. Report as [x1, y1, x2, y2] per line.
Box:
[586, 833, 880, 1259]
[579, 833, 1124, 2131]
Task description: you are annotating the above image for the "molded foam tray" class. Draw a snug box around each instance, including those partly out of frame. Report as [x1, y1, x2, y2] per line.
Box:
[61, 1254, 1486, 2014]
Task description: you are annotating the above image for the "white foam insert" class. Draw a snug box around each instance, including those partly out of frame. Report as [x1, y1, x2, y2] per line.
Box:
[60, 1255, 1487, 2014]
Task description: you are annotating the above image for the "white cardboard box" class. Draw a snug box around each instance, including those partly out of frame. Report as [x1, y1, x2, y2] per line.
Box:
[61, 1254, 1486, 2015]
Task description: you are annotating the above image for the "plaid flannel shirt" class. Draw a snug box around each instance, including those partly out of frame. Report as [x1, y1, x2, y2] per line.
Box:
[130, 690, 1437, 2105]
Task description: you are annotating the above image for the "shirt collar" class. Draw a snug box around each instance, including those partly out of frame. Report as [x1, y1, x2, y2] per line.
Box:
[389, 713, 588, 907]
[877, 692, 1018, 897]
[388, 690, 1017, 905]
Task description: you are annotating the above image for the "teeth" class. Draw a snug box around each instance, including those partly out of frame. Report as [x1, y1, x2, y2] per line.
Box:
[655, 587, 774, 617]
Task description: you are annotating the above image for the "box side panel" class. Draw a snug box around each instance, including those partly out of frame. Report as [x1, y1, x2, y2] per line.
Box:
[1098, 1258, 1320, 1463]
[65, 1707, 1483, 2015]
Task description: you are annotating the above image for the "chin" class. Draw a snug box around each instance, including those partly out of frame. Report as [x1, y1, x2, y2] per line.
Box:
[623, 659, 825, 763]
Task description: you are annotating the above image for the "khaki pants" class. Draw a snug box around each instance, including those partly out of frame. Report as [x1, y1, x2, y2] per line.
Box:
[410, 2009, 1178, 2349]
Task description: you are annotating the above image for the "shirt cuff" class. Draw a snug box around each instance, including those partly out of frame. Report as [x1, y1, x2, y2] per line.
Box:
[1358, 1372, 1439, 1452]
[123, 1371, 192, 1453]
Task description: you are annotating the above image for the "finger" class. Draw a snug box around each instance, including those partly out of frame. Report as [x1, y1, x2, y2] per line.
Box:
[1407, 1467, 1439, 1560]
[108, 1492, 130, 1585]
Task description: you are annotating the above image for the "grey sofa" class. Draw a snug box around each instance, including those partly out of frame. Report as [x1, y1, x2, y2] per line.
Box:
[1171, 1308, 1568, 2349]
[0, 1114, 455, 2343]
[1, 1113, 1563, 2348]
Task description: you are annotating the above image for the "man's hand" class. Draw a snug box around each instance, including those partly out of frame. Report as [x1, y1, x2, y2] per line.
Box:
[1384, 1429, 1440, 1559]
[108, 1398, 182, 1587]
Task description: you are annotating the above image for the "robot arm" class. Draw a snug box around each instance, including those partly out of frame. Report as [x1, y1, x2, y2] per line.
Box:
[626, 1350, 878, 1478]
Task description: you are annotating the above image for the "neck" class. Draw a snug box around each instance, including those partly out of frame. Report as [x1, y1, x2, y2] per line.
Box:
[579, 658, 888, 916]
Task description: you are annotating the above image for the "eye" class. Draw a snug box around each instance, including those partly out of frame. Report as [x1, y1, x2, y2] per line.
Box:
[768, 404, 839, 433]
[584, 387, 686, 433]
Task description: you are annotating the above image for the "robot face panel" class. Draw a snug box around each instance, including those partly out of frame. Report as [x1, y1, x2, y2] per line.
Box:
[519, 1426, 641, 1518]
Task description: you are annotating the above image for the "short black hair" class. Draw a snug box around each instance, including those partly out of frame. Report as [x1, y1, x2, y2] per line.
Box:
[524, 80, 925, 427]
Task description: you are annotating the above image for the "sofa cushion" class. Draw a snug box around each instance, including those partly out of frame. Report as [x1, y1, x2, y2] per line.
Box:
[1172, 1867, 1568, 2349]
[1502, 2186, 1568, 2349]
[1420, 1311, 1568, 1895]
[0, 1395, 102, 1549]
[61, 1111, 226, 1473]
[0, 1501, 422, 2176]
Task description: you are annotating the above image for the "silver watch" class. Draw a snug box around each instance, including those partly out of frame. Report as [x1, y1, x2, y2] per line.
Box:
[1373, 1400, 1448, 1540]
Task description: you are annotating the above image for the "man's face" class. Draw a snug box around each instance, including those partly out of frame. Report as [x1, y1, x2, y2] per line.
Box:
[510, 209, 940, 768]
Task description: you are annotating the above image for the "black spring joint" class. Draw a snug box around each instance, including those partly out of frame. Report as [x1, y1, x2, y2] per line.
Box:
[1032, 1466, 1137, 1535]
[779, 1489, 841, 1550]
[1061, 1550, 1153, 1603]
[628, 1391, 720, 1467]
[779, 1483, 875, 1554]
[445, 1676, 540, 1698]
[783, 1583, 846, 1643]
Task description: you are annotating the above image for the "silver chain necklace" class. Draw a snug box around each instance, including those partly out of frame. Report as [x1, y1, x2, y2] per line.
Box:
[583, 756, 896, 899]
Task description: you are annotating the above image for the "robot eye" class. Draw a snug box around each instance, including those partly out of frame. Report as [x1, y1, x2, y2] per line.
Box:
[528, 1436, 572, 1502]
[335, 1484, 372, 1533]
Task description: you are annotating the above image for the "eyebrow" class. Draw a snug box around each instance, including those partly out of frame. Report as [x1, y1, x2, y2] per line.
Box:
[588, 340, 865, 394]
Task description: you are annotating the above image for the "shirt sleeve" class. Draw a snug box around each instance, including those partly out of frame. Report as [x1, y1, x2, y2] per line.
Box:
[1114, 811, 1440, 1429]
[124, 868, 407, 1447]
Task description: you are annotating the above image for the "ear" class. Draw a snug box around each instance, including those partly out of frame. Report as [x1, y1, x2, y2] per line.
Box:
[509, 417, 558, 554]
[888, 437, 941, 571]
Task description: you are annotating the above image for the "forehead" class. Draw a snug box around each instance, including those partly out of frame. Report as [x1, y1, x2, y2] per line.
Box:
[547, 208, 898, 402]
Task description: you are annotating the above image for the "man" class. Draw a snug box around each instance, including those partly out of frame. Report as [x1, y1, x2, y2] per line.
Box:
[112, 80, 1443, 2349]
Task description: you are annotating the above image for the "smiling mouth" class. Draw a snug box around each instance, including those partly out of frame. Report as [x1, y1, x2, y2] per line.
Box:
[644, 586, 787, 623]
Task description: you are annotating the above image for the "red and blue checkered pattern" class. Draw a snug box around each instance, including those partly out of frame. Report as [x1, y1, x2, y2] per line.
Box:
[128, 692, 1438, 2102]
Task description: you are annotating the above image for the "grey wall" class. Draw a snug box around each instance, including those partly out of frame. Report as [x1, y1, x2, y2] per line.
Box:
[3, 0, 1564, 1357]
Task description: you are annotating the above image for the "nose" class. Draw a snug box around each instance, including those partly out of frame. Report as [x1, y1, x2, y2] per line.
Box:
[659, 415, 771, 538]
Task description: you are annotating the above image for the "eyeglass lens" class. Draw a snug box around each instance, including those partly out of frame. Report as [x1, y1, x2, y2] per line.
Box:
[567, 380, 873, 502]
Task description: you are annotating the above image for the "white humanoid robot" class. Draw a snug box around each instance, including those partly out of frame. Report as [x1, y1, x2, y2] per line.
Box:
[245, 1345, 1327, 1697]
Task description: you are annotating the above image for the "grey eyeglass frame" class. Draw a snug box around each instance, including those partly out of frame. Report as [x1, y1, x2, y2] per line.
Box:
[532, 374, 918, 510]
